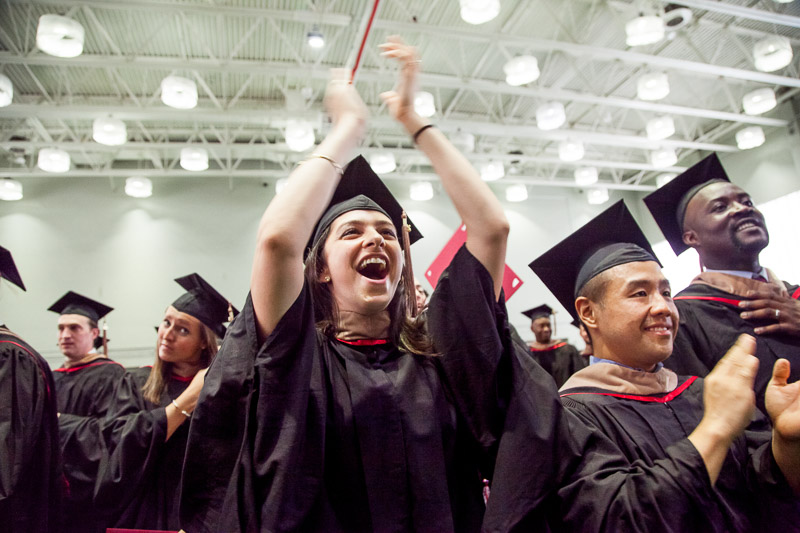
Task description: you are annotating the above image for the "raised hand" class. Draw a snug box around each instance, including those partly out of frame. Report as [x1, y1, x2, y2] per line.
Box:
[378, 36, 423, 125]
[766, 359, 800, 441]
[701, 334, 759, 439]
[323, 68, 369, 129]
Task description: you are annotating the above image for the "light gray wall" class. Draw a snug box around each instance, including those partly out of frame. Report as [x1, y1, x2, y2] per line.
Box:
[2, 123, 798, 368]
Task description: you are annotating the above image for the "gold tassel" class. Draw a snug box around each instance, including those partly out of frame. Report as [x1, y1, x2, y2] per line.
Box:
[102, 320, 109, 356]
[401, 211, 417, 318]
[227, 302, 234, 322]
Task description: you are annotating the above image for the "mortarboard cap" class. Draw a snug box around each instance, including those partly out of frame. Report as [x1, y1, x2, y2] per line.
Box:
[522, 304, 553, 321]
[307, 155, 423, 257]
[529, 200, 660, 322]
[172, 273, 239, 338]
[643, 153, 730, 256]
[49, 291, 113, 322]
[0, 246, 25, 291]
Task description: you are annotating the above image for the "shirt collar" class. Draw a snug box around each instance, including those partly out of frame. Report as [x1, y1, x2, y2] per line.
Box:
[704, 266, 768, 280]
[590, 356, 664, 373]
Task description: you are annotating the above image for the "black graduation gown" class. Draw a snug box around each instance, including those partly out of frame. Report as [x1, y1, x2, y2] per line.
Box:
[428, 248, 759, 532]
[529, 341, 587, 388]
[181, 247, 493, 533]
[58, 365, 196, 531]
[667, 281, 800, 413]
[560, 374, 800, 532]
[53, 356, 127, 416]
[54, 356, 127, 533]
[0, 326, 63, 533]
[93, 371, 191, 530]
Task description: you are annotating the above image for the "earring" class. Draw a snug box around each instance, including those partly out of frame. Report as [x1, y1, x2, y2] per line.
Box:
[324, 276, 331, 282]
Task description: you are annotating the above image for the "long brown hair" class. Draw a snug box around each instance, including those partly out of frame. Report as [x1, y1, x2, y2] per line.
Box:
[304, 224, 434, 356]
[142, 319, 219, 405]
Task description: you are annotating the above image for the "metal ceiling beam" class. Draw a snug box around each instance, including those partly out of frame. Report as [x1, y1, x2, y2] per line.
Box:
[0, 52, 788, 127]
[8, 0, 353, 26]
[0, 166, 658, 192]
[0, 103, 738, 152]
[660, 0, 800, 29]
[0, 139, 689, 174]
[370, 19, 800, 88]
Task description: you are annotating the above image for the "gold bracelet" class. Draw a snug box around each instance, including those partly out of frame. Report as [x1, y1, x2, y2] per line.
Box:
[306, 153, 344, 176]
[171, 399, 191, 418]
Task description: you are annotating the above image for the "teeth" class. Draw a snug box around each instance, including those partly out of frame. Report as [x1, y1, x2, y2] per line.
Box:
[359, 257, 387, 270]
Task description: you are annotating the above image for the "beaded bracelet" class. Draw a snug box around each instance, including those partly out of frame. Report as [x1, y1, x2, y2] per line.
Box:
[412, 124, 435, 144]
[171, 399, 191, 418]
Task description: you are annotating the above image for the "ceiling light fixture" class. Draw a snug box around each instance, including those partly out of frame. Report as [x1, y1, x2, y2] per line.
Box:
[637, 72, 670, 101]
[92, 117, 127, 146]
[574, 166, 599, 186]
[736, 126, 766, 150]
[625, 15, 665, 46]
[284, 120, 316, 152]
[275, 178, 288, 195]
[410, 181, 434, 201]
[536, 102, 566, 130]
[753, 35, 793, 72]
[125, 176, 153, 198]
[451, 131, 475, 153]
[587, 187, 609, 205]
[656, 173, 677, 187]
[369, 152, 397, 174]
[558, 139, 584, 162]
[307, 27, 324, 49]
[0, 178, 23, 201]
[36, 14, 84, 58]
[505, 184, 528, 202]
[650, 147, 677, 168]
[0, 74, 12, 107]
[742, 88, 777, 115]
[459, 0, 501, 25]
[180, 147, 209, 171]
[480, 161, 505, 181]
[503, 56, 540, 86]
[37, 148, 70, 173]
[161, 76, 198, 109]
[414, 92, 436, 117]
[645, 115, 675, 140]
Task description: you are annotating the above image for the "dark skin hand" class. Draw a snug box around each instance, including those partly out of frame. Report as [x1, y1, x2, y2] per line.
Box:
[739, 285, 800, 337]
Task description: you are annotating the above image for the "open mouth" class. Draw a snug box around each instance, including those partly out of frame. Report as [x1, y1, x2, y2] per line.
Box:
[734, 218, 763, 232]
[357, 257, 389, 280]
[644, 325, 671, 335]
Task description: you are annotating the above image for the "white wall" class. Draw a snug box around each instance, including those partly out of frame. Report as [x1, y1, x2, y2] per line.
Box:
[2, 124, 798, 368]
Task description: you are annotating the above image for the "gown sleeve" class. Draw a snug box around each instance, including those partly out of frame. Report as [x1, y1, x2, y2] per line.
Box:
[740, 411, 800, 528]
[0, 339, 62, 533]
[556, 397, 722, 533]
[427, 245, 573, 528]
[181, 287, 324, 533]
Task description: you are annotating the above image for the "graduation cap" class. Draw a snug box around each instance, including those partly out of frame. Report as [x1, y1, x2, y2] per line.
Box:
[643, 153, 730, 256]
[172, 273, 239, 338]
[522, 304, 553, 321]
[0, 245, 25, 291]
[308, 155, 423, 255]
[529, 200, 660, 322]
[49, 291, 113, 323]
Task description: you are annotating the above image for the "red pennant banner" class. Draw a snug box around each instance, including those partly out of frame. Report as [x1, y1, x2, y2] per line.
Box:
[425, 224, 523, 300]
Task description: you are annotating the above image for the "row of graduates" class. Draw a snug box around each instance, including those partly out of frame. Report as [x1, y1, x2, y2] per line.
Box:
[2, 36, 800, 532]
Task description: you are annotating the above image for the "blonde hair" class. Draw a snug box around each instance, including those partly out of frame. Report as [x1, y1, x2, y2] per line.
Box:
[142, 321, 219, 405]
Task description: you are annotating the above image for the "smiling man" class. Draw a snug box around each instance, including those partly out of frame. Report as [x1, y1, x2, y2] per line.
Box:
[644, 153, 800, 412]
[530, 200, 800, 532]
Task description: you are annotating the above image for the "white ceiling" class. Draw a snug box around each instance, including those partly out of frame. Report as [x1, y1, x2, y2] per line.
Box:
[1, 0, 799, 193]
